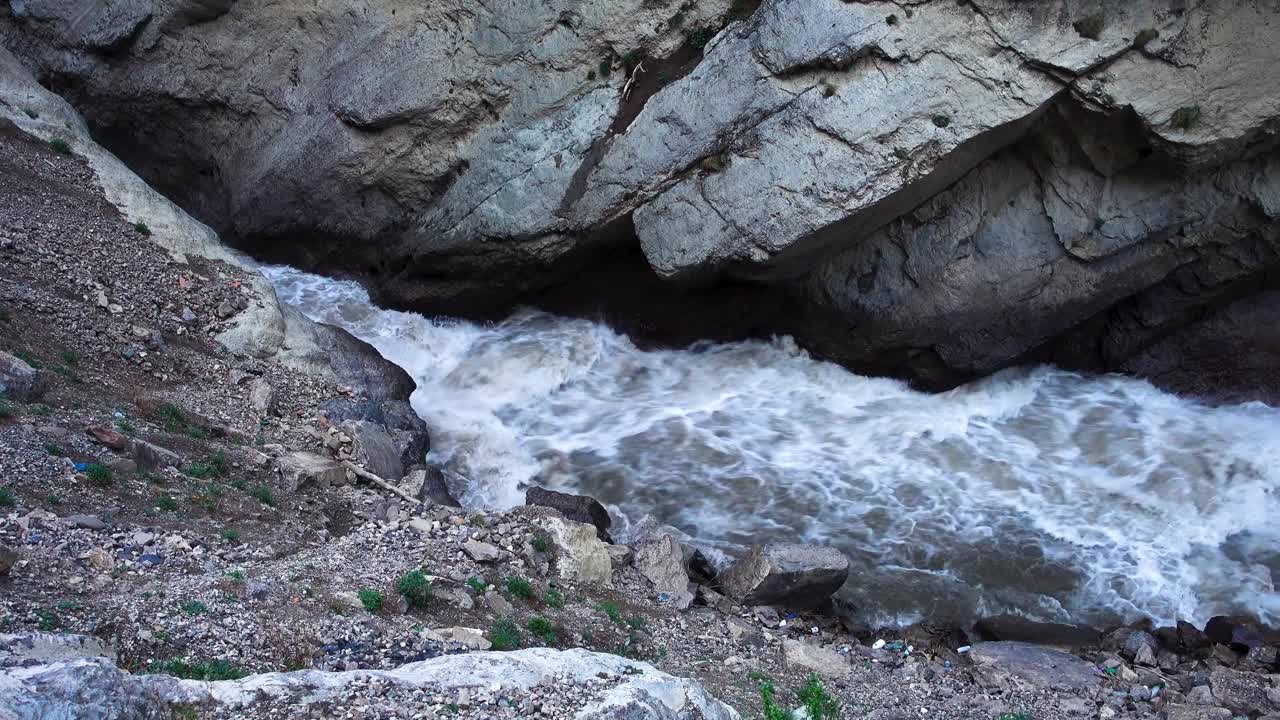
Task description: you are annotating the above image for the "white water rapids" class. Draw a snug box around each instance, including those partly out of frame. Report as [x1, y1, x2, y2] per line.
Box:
[264, 265, 1280, 629]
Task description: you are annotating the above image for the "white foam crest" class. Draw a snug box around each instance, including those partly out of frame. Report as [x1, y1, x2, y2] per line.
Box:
[264, 266, 1280, 628]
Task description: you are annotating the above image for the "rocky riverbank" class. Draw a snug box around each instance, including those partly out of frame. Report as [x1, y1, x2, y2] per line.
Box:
[2, 23, 1279, 720]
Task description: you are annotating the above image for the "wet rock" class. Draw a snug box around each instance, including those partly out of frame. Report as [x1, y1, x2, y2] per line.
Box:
[399, 467, 460, 508]
[1124, 631, 1160, 663]
[629, 518, 695, 609]
[276, 451, 346, 491]
[718, 543, 849, 610]
[0, 545, 16, 576]
[85, 425, 128, 451]
[973, 615, 1102, 648]
[1208, 667, 1276, 716]
[0, 350, 45, 402]
[605, 545, 633, 569]
[968, 641, 1101, 691]
[532, 515, 614, 588]
[525, 486, 612, 541]
[1205, 616, 1266, 653]
[782, 639, 849, 679]
[66, 514, 106, 530]
[129, 439, 181, 470]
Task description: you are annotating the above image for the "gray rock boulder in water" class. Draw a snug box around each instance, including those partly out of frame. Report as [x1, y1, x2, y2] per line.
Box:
[0, 634, 739, 719]
[718, 543, 849, 610]
[525, 486, 612, 541]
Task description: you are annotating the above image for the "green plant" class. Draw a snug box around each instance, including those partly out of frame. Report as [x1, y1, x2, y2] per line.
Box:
[35, 610, 58, 630]
[545, 588, 565, 609]
[48, 138, 72, 155]
[134, 221, 152, 237]
[626, 616, 647, 631]
[490, 619, 521, 650]
[225, 570, 245, 581]
[931, 114, 951, 128]
[228, 478, 246, 491]
[1171, 105, 1201, 130]
[797, 673, 840, 720]
[0, 401, 13, 420]
[50, 364, 74, 379]
[154, 495, 178, 512]
[186, 462, 217, 479]
[0, 487, 14, 508]
[621, 50, 642, 73]
[527, 616, 557, 644]
[505, 576, 535, 600]
[1073, 13, 1104, 39]
[358, 588, 385, 613]
[587, 70, 596, 81]
[156, 403, 187, 432]
[27, 403, 51, 416]
[146, 658, 249, 681]
[180, 600, 209, 616]
[42, 443, 64, 457]
[998, 715, 1033, 720]
[250, 484, 275, 506]
[756, 677, 789, 720]
[598, 59, 612, 77]
[56, 600, 83, 611]
[466, 576, 487, 593]
[22, 107, 38, 119]
[1134, 28, 1159, 48]
[596, 600, 622, 624]
[686, 26, 713, 49]
[84, 463, 113, 486]
[45, 493, 61, 506]
[116, 419, 136, 435]
[396, 570, 432, 608]
[57, 350, 78, 367]
[13, 351, 42, 369]
[531, 534, 549, 553]
[222, 528, 240, 542]
[186, 426, 207, 440]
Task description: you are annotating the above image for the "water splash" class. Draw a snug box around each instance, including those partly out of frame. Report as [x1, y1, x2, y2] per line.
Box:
[264, 264, 1280, 628]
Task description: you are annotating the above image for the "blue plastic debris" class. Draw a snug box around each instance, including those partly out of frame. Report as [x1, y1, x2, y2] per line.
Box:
[73, 462, 89, 472]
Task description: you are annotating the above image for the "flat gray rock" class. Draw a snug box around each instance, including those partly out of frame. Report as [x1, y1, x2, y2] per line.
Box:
[968, 641, 1100, 691]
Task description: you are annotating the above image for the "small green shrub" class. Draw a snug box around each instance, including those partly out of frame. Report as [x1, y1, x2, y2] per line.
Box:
[156, 403, 187, 432]
[13, 351, 42, 369]
[250, 485, 274, 506]
[180, 600, 209, 616]
[505, 576, 535, 600]
[26, 403, 51, 416]
[490, 619, 521, 650]
[598, 59, 612, 78]
[1133, 28, 1159, 48]
[134, 221, 152, 237]
[545, 588, 565, 609]
[626, 616, 647, 631]
[44, 444, 64, 457]
[998, 715, 1033, 720]
[0, 401, 13, 420]
[185, 426, 207, 440]
[45, 493, 61, 506]
[0, 487, 14, 507]
[587, 69, 596, 81]
[84, 463, 113, 486]
[757, 677, 788, 720]
[397, 570, 432, 608]
[185, 463, 217, 479]
[931, 114, 951, 128]
[225, 570, 244, 581]
[154, 495, 178, 512]
[798, 673, 840, 720]
[358, 589, 385, 613]
[621, 50, 642, 73]
[1171, 105, 1201, 130]
[685, 26, 712, 49]
[146, 659, 249, 681]
[466, 576, 487, 593]
[597, 600, 622, 624]
[116, 420, 136, 435]
[228, 478, 246, 491]
[48, 138, 72, 155]
[531, 534, 549, 553]
[1073, 13, 1104, 40]
[57, 350, 78, 367]
[222, 528, 240, 542]
[35, 609, 58, 630]
[22, 107, 38, 119]
[527, 616, 557, 644]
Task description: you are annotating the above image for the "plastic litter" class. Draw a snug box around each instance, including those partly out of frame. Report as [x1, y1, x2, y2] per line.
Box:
[885, 642, 905, 651]
[944, 660, 952, 670]
[872, 639, 886, 650]
[73, 462, 89, 472]
[657, 593, 670, 603]
[810, 626, 819, 634]
[956, 645, 971, 654]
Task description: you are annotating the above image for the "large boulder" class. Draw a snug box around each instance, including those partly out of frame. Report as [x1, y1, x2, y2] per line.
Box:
[0, 635, 739, 719]
[399, 467, 461, 508]
[973, 616, 1102, 649]
[276, 451, 346, 492]
[1208, 668, 1278, 716]
[340, 420, 403, 481]
[531, 515, 615, 588]
[967, 641, 1101, 692]
[525, 486, 612, 541]
[0, 350, 44, 402]
[718, 543, 848, 610]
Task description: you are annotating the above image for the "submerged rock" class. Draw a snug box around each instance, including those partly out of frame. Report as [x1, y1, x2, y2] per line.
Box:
[718, 543, 849, 610]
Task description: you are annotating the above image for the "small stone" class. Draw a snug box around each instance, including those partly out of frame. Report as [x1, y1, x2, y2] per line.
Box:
[462, 539, 501, 563]
[1135, 643, 1158, 667]
[783, 639, 850, 678]
[485, 591, 514, 617]
[67, 514, 106, 530]
[0, 545, 17, 575]
[86, 425, 128, 451]
[108, 457, 137, 475]
[215, 300, 236, 318]
[83, 547, 113, 571]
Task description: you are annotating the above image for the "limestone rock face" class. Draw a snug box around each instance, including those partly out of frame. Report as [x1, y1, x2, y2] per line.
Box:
[532, 515, 615, 588]
[0, 350, 44, 402]
[0, 635, 740, 720]
[3, 0, 1278, 397]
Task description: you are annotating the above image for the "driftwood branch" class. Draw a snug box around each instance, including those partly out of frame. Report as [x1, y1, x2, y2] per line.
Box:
[341, 461, 422, 506]
[622, 61, 645, 101]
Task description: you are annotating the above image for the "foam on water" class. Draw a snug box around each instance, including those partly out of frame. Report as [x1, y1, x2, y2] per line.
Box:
[264, 265, 1280, 628]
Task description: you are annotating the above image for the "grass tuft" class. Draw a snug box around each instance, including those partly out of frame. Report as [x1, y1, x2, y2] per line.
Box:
[48, 138, 72, 155]
[154, 495, 178, 512]
[527, 616, 557, 645]
[490, 619, 521, 650]
[1133, 28, 1159, 48]
[505, 576, 536, 601]
[1073, 13, 1105, 39]
[597, 599, 622, 624]
[396, 570, 432, 609]
[84, 463, 113, 486]
[146, 658, 249, 681]
[134, 221, 152, 237]
[358, 588, 385, 613]
[250, 484, 275, 506]
[0, 487, 14, 507]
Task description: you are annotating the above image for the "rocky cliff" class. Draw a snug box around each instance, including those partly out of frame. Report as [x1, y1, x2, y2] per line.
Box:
[3, 0, 1278, 398]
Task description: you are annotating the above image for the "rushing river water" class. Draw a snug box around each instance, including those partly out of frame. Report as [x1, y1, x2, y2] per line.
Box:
[264, 265, 1280, 629]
